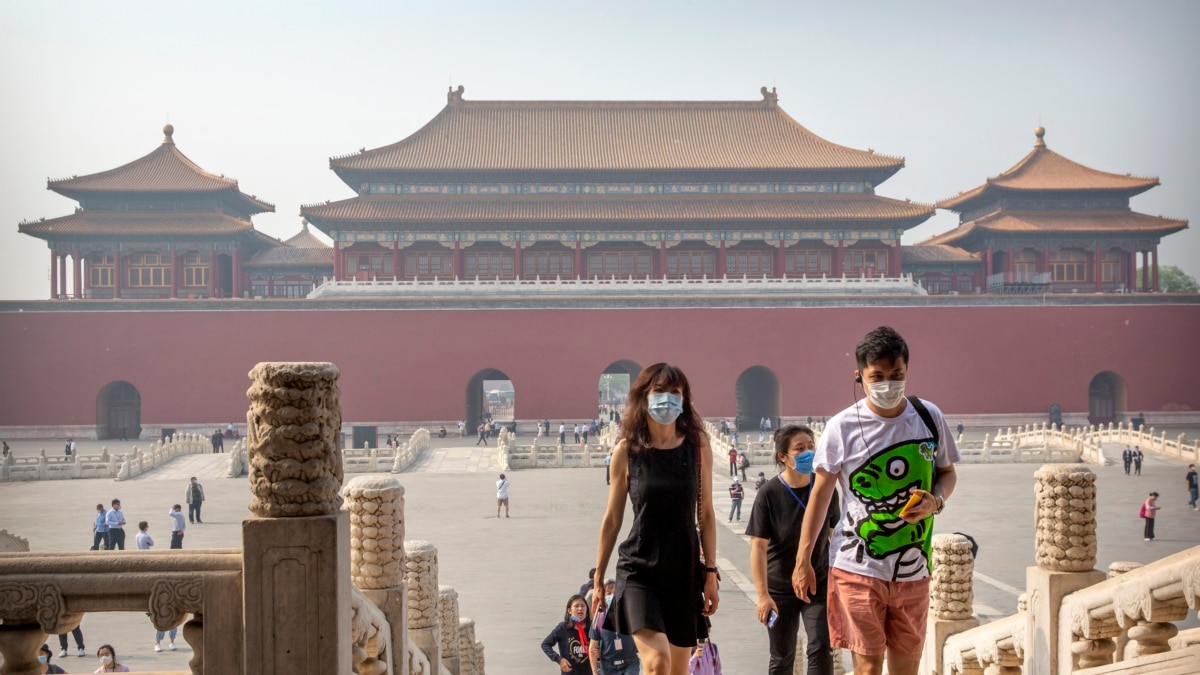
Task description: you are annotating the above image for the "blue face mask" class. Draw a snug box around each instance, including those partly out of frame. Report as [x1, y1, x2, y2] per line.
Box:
[647, 392, 684, 425]
[792, 450, 815, 474]
[606, 594, 614, 606]
[38, 655, 48, 665]
[570, 614, 585, 623]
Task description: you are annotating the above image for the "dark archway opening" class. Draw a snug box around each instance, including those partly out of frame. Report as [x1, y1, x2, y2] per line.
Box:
[215, 253, 233, 298]
[599, 359, 642, 413]
[97, 381, 141, 440]
[1088, 371, 1127, 426]
[466, 369, 514, 434]
[735, 366, 781, 431]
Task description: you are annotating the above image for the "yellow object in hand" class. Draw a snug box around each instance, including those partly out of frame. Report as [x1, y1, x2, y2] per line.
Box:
[898, 492, 922, 517]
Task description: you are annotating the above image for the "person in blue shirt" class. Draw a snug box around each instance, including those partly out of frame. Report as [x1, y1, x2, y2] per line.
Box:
[168, 504, 186, 549]
[105, 499, 126, 550]
[91, 503, 109, 550]
[589, 579, 640, 675]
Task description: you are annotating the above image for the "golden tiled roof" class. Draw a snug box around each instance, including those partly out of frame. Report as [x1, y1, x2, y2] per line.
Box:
[922, 210, 1188, 246]
[902, 245, 979, 264]
[47, 125, 274, 214]
[301, 193, 933, 225]
[282, 222, 331, 248]
[244, 247, 333, 267]
[330, 87, 905, 175]
[937, 127, 1159, 211]
[18, 211, 256, 238]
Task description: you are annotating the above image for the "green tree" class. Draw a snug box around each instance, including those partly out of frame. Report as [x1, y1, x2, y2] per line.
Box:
[1135, 265, 1200, 293]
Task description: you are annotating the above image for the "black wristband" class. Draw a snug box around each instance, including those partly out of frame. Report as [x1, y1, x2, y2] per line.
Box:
[704, 566, 718, 574]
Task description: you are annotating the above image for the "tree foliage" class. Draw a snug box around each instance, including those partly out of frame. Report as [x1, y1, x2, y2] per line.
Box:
[1135, 265, 1200, 293]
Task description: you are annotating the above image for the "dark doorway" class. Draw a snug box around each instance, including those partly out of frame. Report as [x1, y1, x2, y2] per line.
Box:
[353, 426, 378, 449]
[599, 359, 641, 410]
[216, 253, 233, 298]
[96, 381, 141, 440]
[467, 369, 515, 430]
[735, 366, 781, 431]
[1088, 371, 1127, 426]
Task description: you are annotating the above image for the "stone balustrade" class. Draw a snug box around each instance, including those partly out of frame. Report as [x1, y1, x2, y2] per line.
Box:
[931, 462, 1200, 675]
[1, 433, 211, 482]
[1083, 421, 1199, 462]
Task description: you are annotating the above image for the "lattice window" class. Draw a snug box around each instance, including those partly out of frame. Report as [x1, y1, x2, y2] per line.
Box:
[1013, 249, 1040, 282]
[666, 250, 715, 277]
[522, 251, 574, 277]
[844, 249, 887, 276]
[404, 251, 453, 279]
[345, 252, 393, 275]
[126, 252, 172, 287]
[727, 251, 774, 276]
[1101, 249, 1125, 283]
[182, 252, 209, 287]
[1050, 249, 1089, 282]
[88, 253, 114, 287]
[785, 249, 831, 276]
[587, 251, 652, 277]
[464, 251, 514, 278]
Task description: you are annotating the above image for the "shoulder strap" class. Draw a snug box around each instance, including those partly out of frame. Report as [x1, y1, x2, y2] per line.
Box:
[907, 395, 939, 446]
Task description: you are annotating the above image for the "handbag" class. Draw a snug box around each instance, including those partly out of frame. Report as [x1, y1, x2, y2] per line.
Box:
[1138, 502, 1147, 518]
[688, 638, 722, 675]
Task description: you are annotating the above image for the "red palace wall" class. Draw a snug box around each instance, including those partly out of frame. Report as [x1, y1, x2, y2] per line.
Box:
[1, 304, 1197, 428]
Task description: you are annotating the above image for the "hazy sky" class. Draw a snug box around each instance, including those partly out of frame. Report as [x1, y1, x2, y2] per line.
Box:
[2, 0, 1197, 300]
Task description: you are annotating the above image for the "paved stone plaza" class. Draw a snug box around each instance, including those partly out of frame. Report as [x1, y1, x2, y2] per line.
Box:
[1, 435, 1197, 672]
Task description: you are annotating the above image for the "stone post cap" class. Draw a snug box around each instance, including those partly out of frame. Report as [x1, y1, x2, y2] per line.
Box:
[932, 533, 975, 550]
[1034, 463, 1096, 480]
[343, 475, 405, 498]
[1108, 561, 1143, 576]
[247, 361, 340, 384]
[405, 540, 437, 556]
[439, 585, 458, 596]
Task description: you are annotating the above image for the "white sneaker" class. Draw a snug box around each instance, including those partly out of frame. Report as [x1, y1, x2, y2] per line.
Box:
[169, 642, 176, 651]
[59, 649, 67, 658]
[78, 648, 86, 657]
[155, 644, 162, 652]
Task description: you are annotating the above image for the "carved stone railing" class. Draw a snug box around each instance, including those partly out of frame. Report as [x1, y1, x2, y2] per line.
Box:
[954, 424, 1097, 464]
[224, 438, 248, 477]
[1082, 421, 1198, 462]
[1, 434, 209, 482]
[337, 429, 430, 474]
[0, 549, 244, 674]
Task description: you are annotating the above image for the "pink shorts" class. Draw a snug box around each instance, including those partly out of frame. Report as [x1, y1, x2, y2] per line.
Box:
[827, 567, 930, 660]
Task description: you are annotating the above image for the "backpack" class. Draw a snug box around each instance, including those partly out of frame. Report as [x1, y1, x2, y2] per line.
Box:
[1138, 502, 1147, 518]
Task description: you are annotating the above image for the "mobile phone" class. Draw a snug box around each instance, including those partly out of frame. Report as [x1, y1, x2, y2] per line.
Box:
[767, 609, 778, 628]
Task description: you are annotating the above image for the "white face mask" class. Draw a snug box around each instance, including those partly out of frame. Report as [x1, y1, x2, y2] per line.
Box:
[100, 654, 113, 665]
[866, 380, 906, 409]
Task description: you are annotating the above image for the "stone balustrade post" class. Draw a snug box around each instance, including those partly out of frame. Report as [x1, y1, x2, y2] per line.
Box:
[439, 586, 462, 675]
[922, 533, 980, 675]
[345, 475, 408, 675]
[458, 618, 480, 675]
[405, 540, 441, 668]
[243, 361, 351, 675]
[1027, 464, 1105, 675]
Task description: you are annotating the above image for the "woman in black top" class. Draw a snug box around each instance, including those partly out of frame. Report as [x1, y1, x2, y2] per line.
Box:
[540, 594, 593, 674]
[746, 424, 837, 675]
[593, 363, 719, 675]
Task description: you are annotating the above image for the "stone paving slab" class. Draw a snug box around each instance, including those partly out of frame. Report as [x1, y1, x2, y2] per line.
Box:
[1, 437, 1197, 672]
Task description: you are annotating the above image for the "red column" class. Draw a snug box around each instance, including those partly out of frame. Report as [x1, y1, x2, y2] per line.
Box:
[58, 254, 67, 298]
[50, 251, 58, 299]
[1006, 247, 1014, 283]
[332, 240, 342, 281]
[114, 250, 123, 299]
[1126, 249, 1135, 292]
[232, 248, 242, 298]
[1141, 251, 1149, 292]
[1093, 246, 1102, 292]
[453, 241, 462, 278]
[892, 240, 902, 278]
[776, 240, 785, 278]
[576, 241, 584, 280]
[207, 251, 216, 298]
[1151, 246, 1159, 292]
[392, 241, 400, 280]
[73, 254, 82, 299]
[513, 241, 522, 280]
[267, 277, 275, 297]
[718, 239, 727, 277]
[834, 240, 844, 277]
[984, 247, 993, 279]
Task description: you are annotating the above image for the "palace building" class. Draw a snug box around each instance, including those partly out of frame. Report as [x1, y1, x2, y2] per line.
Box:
[4, 89, 1196, 437]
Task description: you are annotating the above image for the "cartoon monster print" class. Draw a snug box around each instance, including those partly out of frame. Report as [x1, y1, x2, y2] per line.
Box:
[846, 440, 937, 561]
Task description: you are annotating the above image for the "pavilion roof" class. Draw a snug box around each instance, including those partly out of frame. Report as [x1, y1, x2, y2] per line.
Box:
[47, 125, 274, 215]
[282, 221, 331, 248]
[244, 246, 333, 267]
[18, 211, 256, 239]
[329, 87, 905, 182]
[300, 193, 933, 228]
[902, 244, 979, 264]
[922, 209, 1188, 247]
[937, 127, 1159, 211]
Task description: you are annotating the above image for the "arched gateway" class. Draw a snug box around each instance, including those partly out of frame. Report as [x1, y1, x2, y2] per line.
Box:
[466, 369, 515, 431]
[1088, 371, 1127, 426]
[96, 381, 140, 440]
[735, 366, 781, 431]
[598, 360, 641, 409]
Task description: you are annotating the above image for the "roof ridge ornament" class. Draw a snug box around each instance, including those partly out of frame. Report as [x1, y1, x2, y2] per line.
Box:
[448, 84, 465, 104]
[1034, 125, 1045, 148]
[760, 86, 778, 107]
[163, 123, 175, 145]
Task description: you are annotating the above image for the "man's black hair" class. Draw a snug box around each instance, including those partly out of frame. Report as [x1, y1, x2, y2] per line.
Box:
[855, 325, 910, 370]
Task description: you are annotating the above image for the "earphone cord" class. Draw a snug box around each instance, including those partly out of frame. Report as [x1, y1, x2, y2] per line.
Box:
[854, 377, 869, 457]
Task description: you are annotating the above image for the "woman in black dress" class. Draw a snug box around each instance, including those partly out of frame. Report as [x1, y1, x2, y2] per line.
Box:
[592, 363, 719, 675]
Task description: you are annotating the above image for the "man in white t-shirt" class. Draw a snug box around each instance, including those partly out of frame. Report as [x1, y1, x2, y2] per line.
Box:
[495, 473, 510, 518]
[792, 326, 959, 675]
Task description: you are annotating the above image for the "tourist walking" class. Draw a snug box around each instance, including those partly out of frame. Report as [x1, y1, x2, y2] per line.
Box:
[105, 499, 126, 550]
[210, 429, 223, 453]
[540, 594, 593, 675]
[604, 452, 612, 485]
[1122, 446, 1133, 475]
[91, 503, 110, 550]
[738, 449, 749, 481]
[728, 477, 744, 522]
[476, 423, 488, 446]
[496, 473, 510, 518]
[95, 644, 130, 672]
[168, 504, 186, 549]
[1141, 491, 1160, 540]
[792, 326, 960, 675]
[559, 423, 567, 445]
[1133, 447, 1144, 475]
[1186, 464, 1198, 510]
[56, 625, 85, 659]
[135, 521, 153, 550]
[728, 444, 738, 477]
[593, 363, 719, 675]
[589, 579, 640, 675]
[185, 476, 205, 523]
[747, 424, 837, 675]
